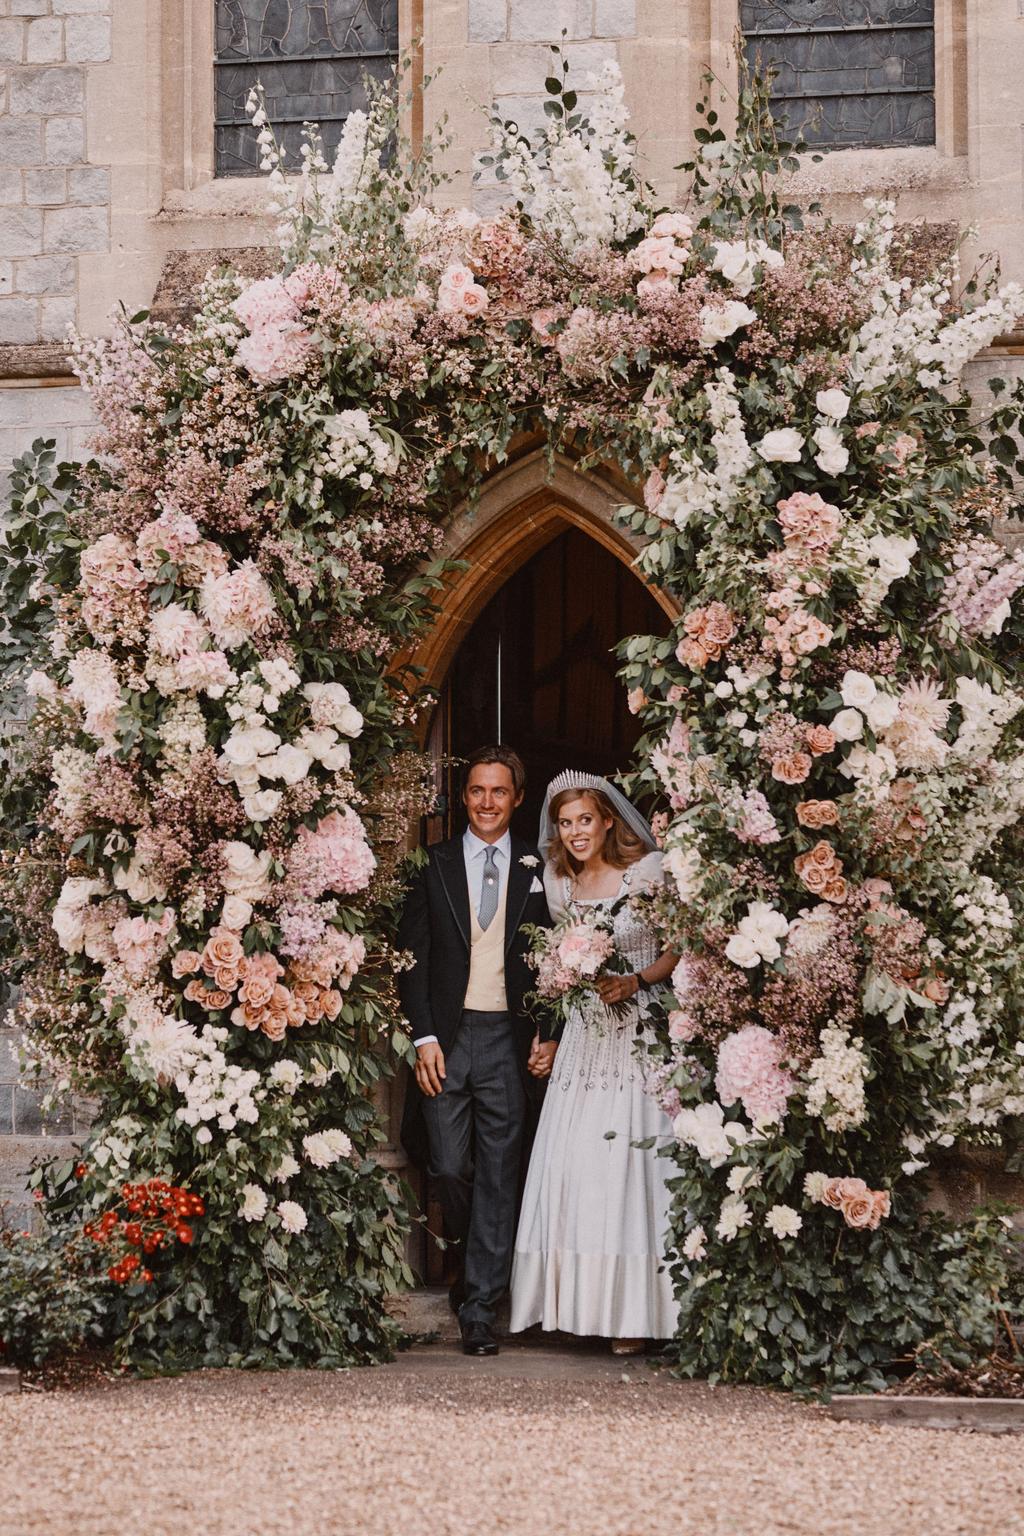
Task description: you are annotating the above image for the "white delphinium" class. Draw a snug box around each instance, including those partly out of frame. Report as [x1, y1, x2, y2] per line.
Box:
[277, 1200, 308, 1235]
[915, 284, 1024, 385]
[951, 677, 1022, 760]
[239, 1183, 269, 1223]
[303, 1128, 353, 1167]
[805, 1026, 868, 1131]
[487, 61, 646, 254]
[765, 1204, 802, 1240]
[705, 368, 754, 499]
[329, 108, 370, 206]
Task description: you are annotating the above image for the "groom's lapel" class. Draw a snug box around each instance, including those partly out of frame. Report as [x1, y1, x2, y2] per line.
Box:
[504, 837, 533, 956]
[435, 838, 470, 951]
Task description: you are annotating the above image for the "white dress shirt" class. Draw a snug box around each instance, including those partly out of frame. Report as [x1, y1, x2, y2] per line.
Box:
[413, 829, 511, 1048]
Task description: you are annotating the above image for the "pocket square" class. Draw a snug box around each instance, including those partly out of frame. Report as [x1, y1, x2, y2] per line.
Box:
[530, 876, 544, 894]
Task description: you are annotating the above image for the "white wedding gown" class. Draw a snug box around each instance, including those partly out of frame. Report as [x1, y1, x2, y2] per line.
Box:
[510, 851, 680, 1339]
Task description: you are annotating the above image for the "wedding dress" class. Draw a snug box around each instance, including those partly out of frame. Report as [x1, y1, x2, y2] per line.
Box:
[509, 851, 680, 1339]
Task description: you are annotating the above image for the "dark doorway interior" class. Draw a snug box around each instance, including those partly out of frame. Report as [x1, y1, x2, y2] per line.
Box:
[428, 527, 671, 843]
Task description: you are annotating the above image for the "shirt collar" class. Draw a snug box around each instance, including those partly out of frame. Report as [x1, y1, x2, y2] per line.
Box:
[463, 828, 511, 861]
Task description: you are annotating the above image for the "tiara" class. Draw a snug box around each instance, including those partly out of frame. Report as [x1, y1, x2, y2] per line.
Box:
[545, 770, 607, 797]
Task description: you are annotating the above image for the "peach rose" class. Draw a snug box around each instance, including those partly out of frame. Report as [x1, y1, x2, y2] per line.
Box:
[172, 950, 202, 978]
[822, 877, 849, 904]
[841, 1194, 875, 1229]
[676, 636, 710, 670]
[321, 988, 343, 1022]
[922, 976, 950, 1004]
[805, 724, 836, 756]
[799, 862, 830, 894]
[796, 799, 839, 829]
[870, 1191, 891, 1225]
[702, 603, 737, 648]
[772, 752, 812, 785]
[822, 1176, 867, 1209]
[230, 1000, 265, 1033]
[201, 927, 245, 982]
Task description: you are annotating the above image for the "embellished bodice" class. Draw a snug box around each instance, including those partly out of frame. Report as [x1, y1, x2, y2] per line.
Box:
[543, 851, 665, 987]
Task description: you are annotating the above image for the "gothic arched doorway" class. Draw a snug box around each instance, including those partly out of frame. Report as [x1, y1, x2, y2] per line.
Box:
[427, 527, 672, 841]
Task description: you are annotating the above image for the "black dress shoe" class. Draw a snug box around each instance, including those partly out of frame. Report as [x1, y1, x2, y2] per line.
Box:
[461, 1320, 499, 1357]
[448, 1279, 466, 1315]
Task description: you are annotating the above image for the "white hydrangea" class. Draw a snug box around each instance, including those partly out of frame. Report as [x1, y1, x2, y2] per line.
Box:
[173, 1026, 262, 1135]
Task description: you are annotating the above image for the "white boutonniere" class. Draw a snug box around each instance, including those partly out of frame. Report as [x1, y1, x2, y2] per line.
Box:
[520, 854, 540, 868]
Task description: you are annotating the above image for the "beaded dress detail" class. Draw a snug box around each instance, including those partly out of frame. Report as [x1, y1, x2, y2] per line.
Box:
[510, 851, 679, 1340]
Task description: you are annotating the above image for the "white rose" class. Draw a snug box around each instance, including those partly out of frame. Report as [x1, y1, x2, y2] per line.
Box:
[698, 300, 757, 347]
[815, 388, 850, 421]
[53, 903, 86, 953]
[243, 788, 283, 823]
[832, 707, 864, 742]
[813, 424, 849, 476]
[114, 854, 167, 905]
[319, 740, 351, 772]
[868, 533, 917, 582]
[221, 841, 273, 899]
[864, 691, 900, 732]
[269, 1059, 303, 1093]
[725, 932, 762, 968]
[336, 704, 364, 738]
[840, 670, 877, 710]
[757, 428, 804, 463]
[221, 895, 253, 930]
[265, 743, 314, 785]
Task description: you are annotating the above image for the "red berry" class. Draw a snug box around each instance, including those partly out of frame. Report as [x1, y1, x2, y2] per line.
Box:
[74, 1163, 87, 1179]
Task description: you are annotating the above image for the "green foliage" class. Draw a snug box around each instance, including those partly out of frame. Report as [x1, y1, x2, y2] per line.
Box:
[0, 1213, 111, 1371]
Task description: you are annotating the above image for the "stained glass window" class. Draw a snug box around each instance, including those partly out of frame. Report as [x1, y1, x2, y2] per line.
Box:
[214, 0, 399, 177]
[740, 2, 935, 150]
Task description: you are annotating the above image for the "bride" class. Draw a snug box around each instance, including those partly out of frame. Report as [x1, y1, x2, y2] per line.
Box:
[510, 771, 680, 1352]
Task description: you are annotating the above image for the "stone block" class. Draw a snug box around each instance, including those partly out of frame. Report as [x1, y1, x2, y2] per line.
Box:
[23, 165, 64, 203]
[67, 162, 107, 203]
[0, 204, 42, 255]
[64, 12, 107, 60]
[0, 19, 23, 61]
[44, 113, 83, 164]
[468, 0, 506, 43]
[9, 64, 82, 116]
[594, 0, 634, 36]
[9, 1, 50, 14]
[0, 260, 11, 294]
[52, 0, 108, 11]
[0, 168, 20, 201]
[25, 14, 61, 60]
[0, 1029, 20, 1079]
[0, 1084, 12, 1133]
[0, 295, 36, 341]
[507, 0, 592, 42]
[491, 39, 613, 93]
[0, 115, 42, 165]
[39, 292, 73, 338]
[15, 252, 73, 291]
[43, 201, 105, 252]
[13, 1086, 73, 1135]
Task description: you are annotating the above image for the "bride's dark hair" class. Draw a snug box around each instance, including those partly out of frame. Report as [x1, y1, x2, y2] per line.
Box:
[545, 787, 648, 879]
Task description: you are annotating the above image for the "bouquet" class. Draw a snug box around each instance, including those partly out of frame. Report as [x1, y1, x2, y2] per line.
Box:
[523, 906, 632, 1032]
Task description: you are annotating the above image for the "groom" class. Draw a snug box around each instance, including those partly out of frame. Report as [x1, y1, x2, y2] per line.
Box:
[398, 745, 554, 1355]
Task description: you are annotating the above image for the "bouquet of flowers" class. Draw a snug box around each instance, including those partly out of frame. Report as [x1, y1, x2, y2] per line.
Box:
[523, 906, 632, 1031]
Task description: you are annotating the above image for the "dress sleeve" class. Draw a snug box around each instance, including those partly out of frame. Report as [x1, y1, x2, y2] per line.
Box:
[628, 850, 665, 895]
[543, 861, 567, 923]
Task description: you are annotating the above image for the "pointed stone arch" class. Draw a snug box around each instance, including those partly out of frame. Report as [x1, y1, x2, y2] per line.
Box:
[410, 449, 679, 697]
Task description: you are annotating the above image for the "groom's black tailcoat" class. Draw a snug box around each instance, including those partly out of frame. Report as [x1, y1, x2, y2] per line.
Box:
[397, 831, 552, 1320]
[397, 832, 553, 1067]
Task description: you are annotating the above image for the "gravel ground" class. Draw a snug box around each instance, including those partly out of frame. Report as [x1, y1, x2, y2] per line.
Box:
[2, 1345, 1023, 1536]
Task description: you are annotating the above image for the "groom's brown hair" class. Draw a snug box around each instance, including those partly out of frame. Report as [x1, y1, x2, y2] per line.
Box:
[463, 744, 526, 798]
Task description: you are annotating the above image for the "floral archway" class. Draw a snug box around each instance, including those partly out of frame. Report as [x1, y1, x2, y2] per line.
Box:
[3, 56, 1024, 1388]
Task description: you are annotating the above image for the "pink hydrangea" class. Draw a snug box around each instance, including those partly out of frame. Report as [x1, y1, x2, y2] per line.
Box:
[199, 560, 277, 649]
[232, 276, 301, 332]
[286, 808, 376, 900]
[715, 1024, 794, 1125]
[235, 321, 316, 384]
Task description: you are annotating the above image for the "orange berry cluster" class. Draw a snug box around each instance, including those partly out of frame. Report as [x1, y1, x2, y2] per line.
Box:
[82, 1177, 206, 1286]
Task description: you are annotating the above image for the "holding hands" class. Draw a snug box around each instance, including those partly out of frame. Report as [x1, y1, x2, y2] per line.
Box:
[527, 1035, 558, 1079]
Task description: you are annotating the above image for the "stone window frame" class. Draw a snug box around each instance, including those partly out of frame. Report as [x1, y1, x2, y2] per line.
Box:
[710, 0, 968, 185]
[159, 0, 422, 217]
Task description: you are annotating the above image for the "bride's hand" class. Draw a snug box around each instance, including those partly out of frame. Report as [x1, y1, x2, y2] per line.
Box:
[596, 973, 639, 1006]
[527, 1037, 558, 1079]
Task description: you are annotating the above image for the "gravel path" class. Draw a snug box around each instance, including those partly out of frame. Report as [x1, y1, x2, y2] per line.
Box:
[2, 1345, 1022, 1536]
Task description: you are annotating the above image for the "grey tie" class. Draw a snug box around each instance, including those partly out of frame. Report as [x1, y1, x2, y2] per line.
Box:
[478, 846, 499, 931]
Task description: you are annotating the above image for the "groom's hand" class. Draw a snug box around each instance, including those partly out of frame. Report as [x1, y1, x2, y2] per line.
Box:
[415, 1042, 446, 1097]
[527, 1035, 557, 1079]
